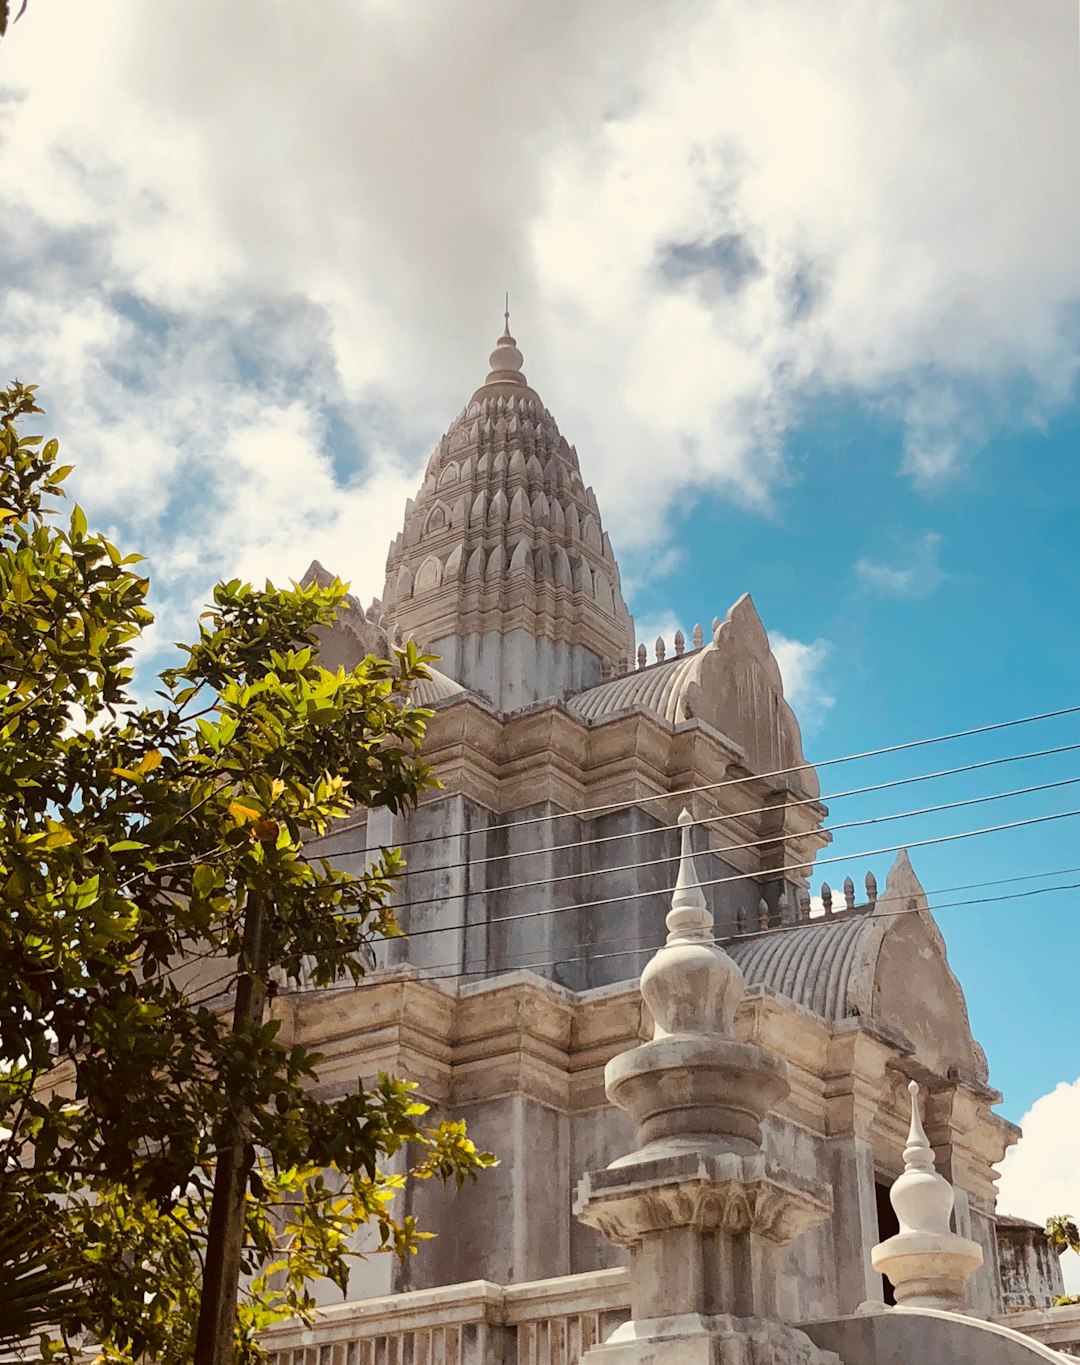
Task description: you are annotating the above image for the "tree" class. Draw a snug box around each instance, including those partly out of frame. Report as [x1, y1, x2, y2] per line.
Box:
[1046, 1215, 1080, 1257]
[0, 1, 28, 41]
[0, 381, 493, 1362]
[1044, 1216, 1080, 1307]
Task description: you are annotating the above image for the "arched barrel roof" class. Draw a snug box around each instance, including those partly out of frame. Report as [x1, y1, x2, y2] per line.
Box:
[728, 913, 879, 1022]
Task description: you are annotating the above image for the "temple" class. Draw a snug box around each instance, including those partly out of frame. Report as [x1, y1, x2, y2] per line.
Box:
[262, 321, 1077, 1362]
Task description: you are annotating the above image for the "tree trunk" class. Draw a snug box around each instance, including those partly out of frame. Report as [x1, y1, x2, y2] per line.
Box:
[193, 894, 269, 1365]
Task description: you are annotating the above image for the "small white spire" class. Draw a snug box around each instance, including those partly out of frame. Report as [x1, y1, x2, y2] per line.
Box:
[872, 1080, 984, 1309]
[890, 1082, 954, 1237]
[902, 1080, 937, 1176]
[668, 808, 710, 938]
[483, 300, 526, 387]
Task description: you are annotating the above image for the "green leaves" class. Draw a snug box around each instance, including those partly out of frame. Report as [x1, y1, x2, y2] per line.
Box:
[0, 382, 492, 1363]
[1046, 1214, 1080, 1256]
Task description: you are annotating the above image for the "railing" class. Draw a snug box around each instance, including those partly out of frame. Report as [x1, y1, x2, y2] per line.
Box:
[261, 1268, 631, 1365]
[994, 1303, 1080, 1358]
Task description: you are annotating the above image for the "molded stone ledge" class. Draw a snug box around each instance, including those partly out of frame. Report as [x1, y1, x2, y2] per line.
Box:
[585, 1313, 841, 1365]
[575, 1152, 832, 1249]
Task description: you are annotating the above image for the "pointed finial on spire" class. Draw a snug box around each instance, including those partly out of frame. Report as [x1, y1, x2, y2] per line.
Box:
[483, 301, 526, 388]
[902, 1080, 936, 1174]
[668, 808, 710, 938]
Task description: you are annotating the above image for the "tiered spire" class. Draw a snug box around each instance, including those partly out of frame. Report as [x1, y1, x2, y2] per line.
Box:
[375, 311, 635, 708]
[871, 1081, 984, 1310]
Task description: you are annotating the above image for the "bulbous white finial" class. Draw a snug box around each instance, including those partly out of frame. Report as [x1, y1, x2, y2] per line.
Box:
[872, 1079, 983, 1309]
[484, 299, 527, 386]
[639, 810, 746, 1039]
[890, 1082, 954, 1235]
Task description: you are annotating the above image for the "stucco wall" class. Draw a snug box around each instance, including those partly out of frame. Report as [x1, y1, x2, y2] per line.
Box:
[998, 1218, 1065, 1313]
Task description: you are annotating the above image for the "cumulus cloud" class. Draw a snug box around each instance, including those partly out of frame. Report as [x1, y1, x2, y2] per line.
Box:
[770, 633, 834, 729]
[1, 0, 1078, 646]
[997, 1077, 1080, 1294]
[855, 531, 946, 600]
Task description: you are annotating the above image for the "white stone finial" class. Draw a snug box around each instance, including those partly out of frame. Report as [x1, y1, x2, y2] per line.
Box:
[893, 1082, 950, 1230]
[484, 306, 526, 386]
[692, 622, 704, 650]
[638, 811, 746, 1040]
[655, 635, 666, 663]
[871, 1081, 983, 1310]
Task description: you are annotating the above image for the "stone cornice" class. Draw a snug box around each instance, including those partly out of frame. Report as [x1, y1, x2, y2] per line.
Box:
[403, 697, 830, 877]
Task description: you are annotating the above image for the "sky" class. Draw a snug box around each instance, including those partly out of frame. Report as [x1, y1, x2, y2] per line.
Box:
[2, 0, 1080, 1272]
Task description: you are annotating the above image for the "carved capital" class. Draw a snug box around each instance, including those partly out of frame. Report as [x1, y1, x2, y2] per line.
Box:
[575, 1152, 831, 1251]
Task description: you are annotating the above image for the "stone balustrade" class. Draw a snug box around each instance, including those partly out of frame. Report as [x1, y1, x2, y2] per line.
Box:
[995, 1303, 1080, 1358]
[261, 1269, 631, 1365]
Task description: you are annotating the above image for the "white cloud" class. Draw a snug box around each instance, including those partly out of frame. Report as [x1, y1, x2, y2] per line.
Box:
[997, 1077, 1080, 1294]
[855, 531, 946, 600]
[0, 0, 1077, 647]
[770, 633, 834, 728]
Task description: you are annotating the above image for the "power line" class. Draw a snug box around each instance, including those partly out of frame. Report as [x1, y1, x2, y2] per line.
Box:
[396, 803, 1080, 941]
[309, 739, 1080, 876]
[279, 874, 1080, 998]
[382, 772, 1080, 914]
[304, 702, 1080, 859]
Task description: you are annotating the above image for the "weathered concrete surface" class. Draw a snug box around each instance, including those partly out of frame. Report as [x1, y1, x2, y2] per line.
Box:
[998, 1215, 1067, 1313]
[801, 1305, 1074, 1363]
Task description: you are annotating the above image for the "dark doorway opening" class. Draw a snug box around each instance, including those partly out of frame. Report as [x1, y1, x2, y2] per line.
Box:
[875, 1178, 899, 1305]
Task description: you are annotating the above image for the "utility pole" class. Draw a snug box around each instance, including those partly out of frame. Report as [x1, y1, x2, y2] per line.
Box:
[193, 892, 269, 1365]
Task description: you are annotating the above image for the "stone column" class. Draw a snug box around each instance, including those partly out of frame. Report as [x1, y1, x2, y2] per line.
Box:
[573, 811, 840, 1365]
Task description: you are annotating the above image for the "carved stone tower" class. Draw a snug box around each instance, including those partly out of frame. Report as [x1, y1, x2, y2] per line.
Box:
[377, 316, 636, 710]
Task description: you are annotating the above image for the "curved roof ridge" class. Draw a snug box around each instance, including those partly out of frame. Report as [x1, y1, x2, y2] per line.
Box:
[728, 913, 878, 1021]
[567, 649, 703, 723]
[410, 666, 468, 707]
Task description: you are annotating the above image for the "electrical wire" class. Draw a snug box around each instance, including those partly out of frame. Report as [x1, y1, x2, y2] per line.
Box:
[310, 740, 1080, 877]
[381, 771, 1080, 914]
[304, 701, 1080, 859]
[279, 875, 1080, 998]
[395, 802, 1080, 941]
[282, 860, 1080, 991]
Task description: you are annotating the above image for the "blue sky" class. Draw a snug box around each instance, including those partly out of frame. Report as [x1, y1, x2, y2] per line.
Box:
[648, 396, 1080, 1126]
[2, 0, 1079, 1233]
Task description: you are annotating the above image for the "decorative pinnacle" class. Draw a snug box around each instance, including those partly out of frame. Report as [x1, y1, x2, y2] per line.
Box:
[668, 808, 711, 940]
[903, 1080, 936, 1172]
[503, 291, 511, 338]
